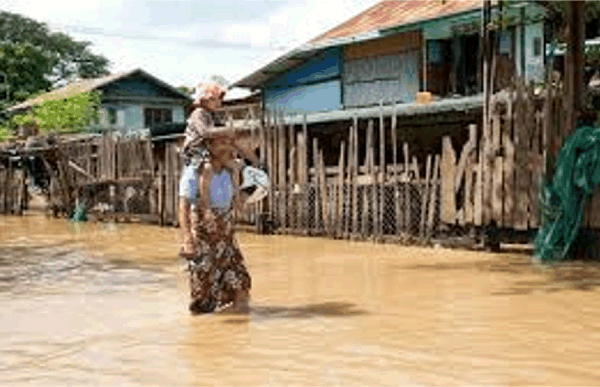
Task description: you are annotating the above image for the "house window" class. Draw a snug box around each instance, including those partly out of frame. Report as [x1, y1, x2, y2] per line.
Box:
[533, 37, 542, 57]
[107, 107, 117, 125]
[144, 108, 172, 127]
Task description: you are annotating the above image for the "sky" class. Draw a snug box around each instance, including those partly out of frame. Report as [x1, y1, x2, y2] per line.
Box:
[1, 0, 380, 96]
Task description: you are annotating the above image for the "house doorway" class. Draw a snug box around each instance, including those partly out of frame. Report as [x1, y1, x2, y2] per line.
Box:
[449, 34, 480, 96]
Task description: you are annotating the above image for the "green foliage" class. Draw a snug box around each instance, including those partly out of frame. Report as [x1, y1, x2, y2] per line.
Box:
[10, 91, 101, 134]
[177, 85, 194, 95]
[0, 125, 8, 142]
[0, 11, 110, 106]
[536, 1, 600, 43]
[586, 45, 600, 67]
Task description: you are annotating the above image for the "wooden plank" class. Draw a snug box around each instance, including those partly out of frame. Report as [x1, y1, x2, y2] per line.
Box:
[289, 123, 296, 231]
[272, 110, 278, 226]
[344, 31, 422, 61]
[483, 105, 493, 226]
[464, 132, 476, 225]
[474, 145, 483, 226]
[525, 83, 536, 229]
[391, 105, 401, 234]
[297, 131, 306, 231]
[313, 137, 320, 232]
[529, 107, 541, 228]
[589, 191, 600, 229]
[412, 155, 420, 234]
[379, 101, 385, 239]
[542, 75, 552, 174]
[319, 149, 328, 235]
[278, 114, 286, 230]
[352, 118, 359, 236]
[366, 119, 374, 237]
[289, 146, 298, 232]
[337, 141, 346, 237]
[502, 89, 514, 228]
[514, 80, 529, 230]
[420, 154, 432, 238]
[344, 125, 352, 236]
[440, 136, 457, 224]
[172, 142, 179, 224]
[368, 119, 377, 238]
[492, 104, 503, 226]
[454, 124, 477, 197]
[427, 154, 440, 238]
[403, 142, 410, 233]
[272, 111, 278, 226]
[412, 156, 420, 180]
[164, 143, 173, 225]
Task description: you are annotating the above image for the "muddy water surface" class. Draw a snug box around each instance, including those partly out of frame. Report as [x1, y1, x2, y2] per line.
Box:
[1, 214, 600, 385]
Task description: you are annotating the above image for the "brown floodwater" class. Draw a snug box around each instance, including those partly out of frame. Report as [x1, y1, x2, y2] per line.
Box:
[2, 213, 600, 385]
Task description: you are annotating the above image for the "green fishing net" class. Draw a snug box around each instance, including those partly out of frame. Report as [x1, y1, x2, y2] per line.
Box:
[535, 126, 600, 262]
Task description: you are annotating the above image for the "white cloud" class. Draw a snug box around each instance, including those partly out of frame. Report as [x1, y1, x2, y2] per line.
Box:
[2, 0, 379, 89]
[221, 23, 271, 49]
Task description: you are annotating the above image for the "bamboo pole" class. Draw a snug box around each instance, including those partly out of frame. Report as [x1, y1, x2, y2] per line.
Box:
[378, 101, 385, 239]
[313, 137, 320, 232]
[391, 104, 400, 235]
[420, 154, 432, 239]
[427, 154, 440, 239]
[367, 119, 375, 237]
[278, 111, 286, 231]
[337, 141, 345, 237]
[319, 149, 328, 235]
[352, 116, 359, 237]
[403, 143, 410, 234]
[288, 123, 296, 231]
[266, 110, 274, 224]
[344, 125, 353, 237]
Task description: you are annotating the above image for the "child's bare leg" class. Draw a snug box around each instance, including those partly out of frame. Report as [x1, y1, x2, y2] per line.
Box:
[232, 289, 250, 313]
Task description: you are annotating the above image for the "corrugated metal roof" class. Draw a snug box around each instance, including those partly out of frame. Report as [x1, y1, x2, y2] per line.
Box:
[279, 94, 483, 125]
[7, 68, 192, 113]
[309, 0, 482, 47]
[233, 0, 489, 89]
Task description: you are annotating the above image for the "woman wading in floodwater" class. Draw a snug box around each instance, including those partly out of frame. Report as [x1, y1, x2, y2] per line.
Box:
[179, 82, 266, 314]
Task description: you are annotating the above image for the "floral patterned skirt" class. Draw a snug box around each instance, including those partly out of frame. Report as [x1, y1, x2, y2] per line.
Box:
[187, 208, 251, 313]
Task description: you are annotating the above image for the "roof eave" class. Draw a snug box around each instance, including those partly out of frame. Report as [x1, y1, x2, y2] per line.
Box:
[7, 68, 192, 113]
[232, 1, 548, 90]
[231, 31, 382, 89]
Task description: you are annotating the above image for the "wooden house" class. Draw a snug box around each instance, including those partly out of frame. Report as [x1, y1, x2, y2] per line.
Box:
[7, 68, 192, 135]
[233, 0, 548, 115]
[226, 0, 568, 242]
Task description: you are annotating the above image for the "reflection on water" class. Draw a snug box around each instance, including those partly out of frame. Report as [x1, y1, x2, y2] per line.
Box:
[1, 213, 600, 385]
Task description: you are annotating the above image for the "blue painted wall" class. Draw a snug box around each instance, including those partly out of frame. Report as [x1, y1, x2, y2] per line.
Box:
[265, 48, 342, 113]
[265, 80, 342, 114]
[102, 75, 184, 99]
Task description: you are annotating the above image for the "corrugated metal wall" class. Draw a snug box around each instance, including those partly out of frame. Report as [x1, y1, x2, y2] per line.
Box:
[264, 48, 342, 114]
[343, 51, 420, 107]
[342, 32, 422, 108]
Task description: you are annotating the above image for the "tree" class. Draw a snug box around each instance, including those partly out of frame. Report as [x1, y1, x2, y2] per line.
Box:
[0, 11, 110, 106]
[177, 86, 194, 96]
[533, 1, 600, 42]
[11, 91, 102, 135]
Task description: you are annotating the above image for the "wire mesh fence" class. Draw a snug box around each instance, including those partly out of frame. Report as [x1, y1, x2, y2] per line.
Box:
[237, 180, 442, 244]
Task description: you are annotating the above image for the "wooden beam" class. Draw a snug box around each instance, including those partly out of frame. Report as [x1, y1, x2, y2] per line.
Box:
[68, 160, 95, 181]
[564, 1, 585, 138]
[379, 102, 385, 238]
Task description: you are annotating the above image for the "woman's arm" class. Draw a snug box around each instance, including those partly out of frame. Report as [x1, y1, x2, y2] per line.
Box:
[199, 162, 214, 220]
[227, 160, 245, 213]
